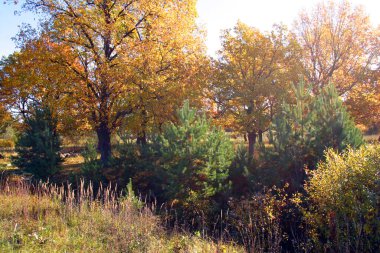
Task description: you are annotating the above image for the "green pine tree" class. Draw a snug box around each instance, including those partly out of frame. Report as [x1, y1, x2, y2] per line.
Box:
[269, 81, 314, 162]
[154, 100, 234, 210]
[266, 82, 315, 185]
[311, 84, 363, 158]
[267, 82, 363, 188]
[80, 140, 103, 182]
[12, 105, 62, 179]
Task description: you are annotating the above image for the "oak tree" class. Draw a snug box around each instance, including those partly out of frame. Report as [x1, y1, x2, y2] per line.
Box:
[6, 0, 203, 165]
[293, 0, 379, 96]
[0, 34, 84, 135]
[212, 22, 300, 157]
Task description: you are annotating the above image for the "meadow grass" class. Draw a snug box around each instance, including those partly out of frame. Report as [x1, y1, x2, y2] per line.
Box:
[0, 177, 243, 252]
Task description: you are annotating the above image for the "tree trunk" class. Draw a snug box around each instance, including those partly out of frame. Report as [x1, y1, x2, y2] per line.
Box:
[136, 131, 147, 145]
[96, 122, 111, 167]
[136, 109, 148, 145]
[258, 129, 263, 143]
[247, 131, 257, 158]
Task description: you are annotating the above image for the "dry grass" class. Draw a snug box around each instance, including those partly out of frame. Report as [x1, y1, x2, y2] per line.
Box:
[363, 134, 380, 142]
[0, 177, 243, 252]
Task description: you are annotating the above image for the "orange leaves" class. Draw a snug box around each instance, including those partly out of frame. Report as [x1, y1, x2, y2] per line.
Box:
[211, 22, 296, 134]
[294, 0, 379, 96]
[345, 75, 380, 126]
[287, 1, 380, 128]
[0, 34, 87, 136]
[2, 0, 206, 143]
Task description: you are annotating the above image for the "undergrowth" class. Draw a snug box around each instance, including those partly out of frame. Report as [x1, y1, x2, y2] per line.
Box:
[0, 177, 242, 252]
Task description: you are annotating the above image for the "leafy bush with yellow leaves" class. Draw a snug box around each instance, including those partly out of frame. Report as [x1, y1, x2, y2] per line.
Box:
[0, 139, 14, 148]
[305, 145, 380, 252]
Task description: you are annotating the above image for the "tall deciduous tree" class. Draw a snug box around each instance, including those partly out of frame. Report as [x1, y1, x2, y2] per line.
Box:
[293, 0, 379, 96]
[5, 0, 203, 165]
[0, 73, 12, 134]
[345, 65, 380, 127]
[118, 2, 207, 145]
[0, 105, 12, 134]
[0, 35, 85, 135]
[212, 21, 300, 157]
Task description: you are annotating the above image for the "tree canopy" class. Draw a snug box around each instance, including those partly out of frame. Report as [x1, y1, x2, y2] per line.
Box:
[2, 0, 205, 165]
[211, 21, 300, 156]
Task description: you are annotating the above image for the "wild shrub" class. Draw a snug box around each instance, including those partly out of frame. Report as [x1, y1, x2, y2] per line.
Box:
[122, 178, 144, 209]
[80, 141, 103, 183]
[305, 145, 380, 252]
[227, 188, 285, 253]
[228, 144, 262, 196]
[0, 139, 14, 148]
[112, 138, 160, 198]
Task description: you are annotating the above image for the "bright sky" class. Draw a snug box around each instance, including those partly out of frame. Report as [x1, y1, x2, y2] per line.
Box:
[1, 0, 379, 58]
[196, 0, 380, 55]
